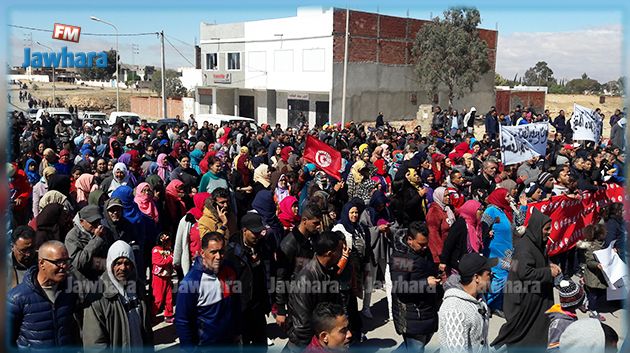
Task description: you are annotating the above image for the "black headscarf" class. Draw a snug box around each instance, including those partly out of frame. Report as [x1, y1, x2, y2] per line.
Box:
[48, 174, 71, 197]
[338, 198, 365, 233]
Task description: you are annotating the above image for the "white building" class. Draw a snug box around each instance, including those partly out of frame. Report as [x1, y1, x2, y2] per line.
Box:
[196, 7, 497, 128]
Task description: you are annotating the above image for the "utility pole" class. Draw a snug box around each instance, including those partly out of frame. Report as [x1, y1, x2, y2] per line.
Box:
[160, 31, 167, 119]
[341, 6, 350, 126]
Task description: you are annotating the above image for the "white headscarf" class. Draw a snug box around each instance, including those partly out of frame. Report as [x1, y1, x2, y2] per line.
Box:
[108, 162, 130, 194]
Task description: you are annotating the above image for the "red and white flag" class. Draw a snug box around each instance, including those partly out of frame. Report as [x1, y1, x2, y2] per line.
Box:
[303, 135, 342, 181]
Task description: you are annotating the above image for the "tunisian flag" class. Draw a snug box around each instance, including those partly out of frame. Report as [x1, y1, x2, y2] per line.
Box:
[304, 135, 342, 181]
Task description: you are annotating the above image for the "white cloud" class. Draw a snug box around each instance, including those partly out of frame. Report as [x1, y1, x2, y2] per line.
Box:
[496, 24, 622, 83]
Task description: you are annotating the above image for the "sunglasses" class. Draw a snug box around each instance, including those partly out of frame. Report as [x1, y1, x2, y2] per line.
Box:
[42, 257, 72, 268]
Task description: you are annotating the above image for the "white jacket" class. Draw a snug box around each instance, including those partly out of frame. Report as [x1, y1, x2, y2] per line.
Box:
[173, 215, 193, 275]
[438, 287, 490, 353]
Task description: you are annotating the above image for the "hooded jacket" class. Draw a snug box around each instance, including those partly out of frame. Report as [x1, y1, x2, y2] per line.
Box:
[8, 266, 80, 349]
[545, 304, 577, 351]
[492, 208, 554, 349]
[82, 240, 154, 351]
[438, 287, 490, 353]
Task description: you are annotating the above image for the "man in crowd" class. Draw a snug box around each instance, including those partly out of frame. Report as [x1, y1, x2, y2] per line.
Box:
[10, 225, 37, 288]
[390, 221, 441, 352]
[225, 213, 271, 350]
[471, 160, 498, 198]
[8, 241, 79, 349]
[285, 231, 345, 352]
[275, 204, 322, 329]
[176, 232, 240, 349]
[304, 302, 353, 353]
[65, 204, 114, 281]
[83, 240, 154, 349]
[438, 253, 496, 353]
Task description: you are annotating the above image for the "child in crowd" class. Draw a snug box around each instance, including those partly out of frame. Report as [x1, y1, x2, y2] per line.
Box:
[545, 278, 588, 351]
[152, 232, 174, 323]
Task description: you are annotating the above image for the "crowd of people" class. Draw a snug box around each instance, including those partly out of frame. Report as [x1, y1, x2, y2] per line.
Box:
[6, 94, 627, 353]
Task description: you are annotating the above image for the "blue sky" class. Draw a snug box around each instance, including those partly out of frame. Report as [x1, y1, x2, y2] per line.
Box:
[3, 0, 627, 82]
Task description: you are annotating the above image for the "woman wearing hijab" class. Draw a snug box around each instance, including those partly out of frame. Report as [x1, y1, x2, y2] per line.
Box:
[426, 186, 455, 265]
[252, 164, 272, 194]
[154, 153, 172, 184]
[189, 149, 204, 175]
[173, 192, 211, 276]
[481, 188, 515, 316]
[331, 198, 369, 344]
[234, 146, 253, 187]
[108, 137, 124, 160]
[32, 166, 56, 218]
[359, 190, 394, 320]
[164, 180, 187, 235]
[88, 189, 108, 209]
[39, 148, 57, 175]
[277, 195, 300, 233]
[199, 156, 230, 194]
[492, 208, 557, 351]
[370, 146, 384, 164]
[347, 160, 377, 205]
[31, 203, 73, 249]
[439, 200, 484, 277]
[54, 150, 73, 175]
[101, 162, 133, 196]
[75, 173, 97, 208]
[251, 189, 284, 254]
[371, 159, 391, 195]
[274, 174, 291, 204]
[24, 158, 40, 185]
[134, 182, 159, 223]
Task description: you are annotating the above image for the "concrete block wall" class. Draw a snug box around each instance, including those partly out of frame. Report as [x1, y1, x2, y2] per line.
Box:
[130, 96, 183, 119]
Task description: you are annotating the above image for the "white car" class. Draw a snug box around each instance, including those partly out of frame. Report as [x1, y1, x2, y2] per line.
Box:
[108, 111, 141, 126]
[35, 108, 73, 125]
[194, 113, 257, 130]
[82, 111, 108, 121]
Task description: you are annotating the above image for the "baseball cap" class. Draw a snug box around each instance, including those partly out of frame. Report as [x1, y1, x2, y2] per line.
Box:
[242, 213, 266, 233]
[79, 205, 102, 223]
[106, 198, 124, 210]
[458, 253, 498, 279]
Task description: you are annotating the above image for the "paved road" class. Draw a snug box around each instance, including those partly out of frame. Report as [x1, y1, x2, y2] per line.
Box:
[154, 282, 626, 352]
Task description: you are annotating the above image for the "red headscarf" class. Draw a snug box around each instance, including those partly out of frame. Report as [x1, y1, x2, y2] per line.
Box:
[431, 153, 446, 183]
[165, 179, 186, 221]
[448, 141, 472, 161]
[134, 182, 159, 222]
[487, 188, 513, 222]
[188, 192, 211, 220]
[278, 196, 300, 229]
[457, 200, 483, 252]
[280, 146, 293, 163]
[198, 150, 217, 175]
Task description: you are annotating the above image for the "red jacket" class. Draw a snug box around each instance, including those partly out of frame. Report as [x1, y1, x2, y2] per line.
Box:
[9, 166, 32, 212]
[151, 245, 173, 278]
[426, 203, 450, 264]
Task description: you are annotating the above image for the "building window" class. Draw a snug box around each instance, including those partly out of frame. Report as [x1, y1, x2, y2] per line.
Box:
[227, 52, 241, 71]
[206, 53, 218, 70]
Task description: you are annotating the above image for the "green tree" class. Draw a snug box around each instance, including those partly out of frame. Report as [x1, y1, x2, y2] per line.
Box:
[78, 49, 118, 80]
[152, 69, 188, 98]
[495, 73, 510, 86]
[523, 61, 555, 86]
[411, 7, 490, 106]
[565, 73, 601, 94]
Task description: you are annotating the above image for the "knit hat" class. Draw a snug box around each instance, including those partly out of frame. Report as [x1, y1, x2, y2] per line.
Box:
[538, 172, 553, 186]
[558, 279, 586, 309]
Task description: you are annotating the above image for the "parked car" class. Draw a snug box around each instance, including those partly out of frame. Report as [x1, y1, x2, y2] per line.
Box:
[35, 108, 73, 125]
[27, 108, 39, 120]
[108, 111, 140, 126]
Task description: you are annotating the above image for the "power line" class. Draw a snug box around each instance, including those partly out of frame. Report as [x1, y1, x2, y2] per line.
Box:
[9, 24, 157, 36]
[164, 34, 195, 48]
[163, 35, 195, 67]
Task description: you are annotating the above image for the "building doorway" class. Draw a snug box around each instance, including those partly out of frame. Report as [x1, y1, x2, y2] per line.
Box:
[239, 95, 255, 119]
[315, 101, 329, 127]
[288, 99, 309, 128]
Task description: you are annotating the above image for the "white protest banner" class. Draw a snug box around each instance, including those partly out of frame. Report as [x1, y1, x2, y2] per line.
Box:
[499, 122, 548, 165]
[570, 103, 602, 142]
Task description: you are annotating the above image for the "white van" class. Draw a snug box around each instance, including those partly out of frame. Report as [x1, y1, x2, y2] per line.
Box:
[108, 112, 141, 126]
[194, 113, 257, 130]
[35, 108, 73, 125]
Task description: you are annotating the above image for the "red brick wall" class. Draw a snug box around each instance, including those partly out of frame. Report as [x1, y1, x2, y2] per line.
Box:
[332, 8, 498, 68]
[130, 96, 183, 119]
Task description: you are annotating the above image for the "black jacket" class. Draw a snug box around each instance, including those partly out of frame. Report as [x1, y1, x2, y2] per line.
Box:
[225, 236, 271, 314]
[439, 217, 468, 271]
[274, 226, 314, 315]
[492, 208, 554, 349]
[287, 258, 342, 347]
[390, 236, 441, 336]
